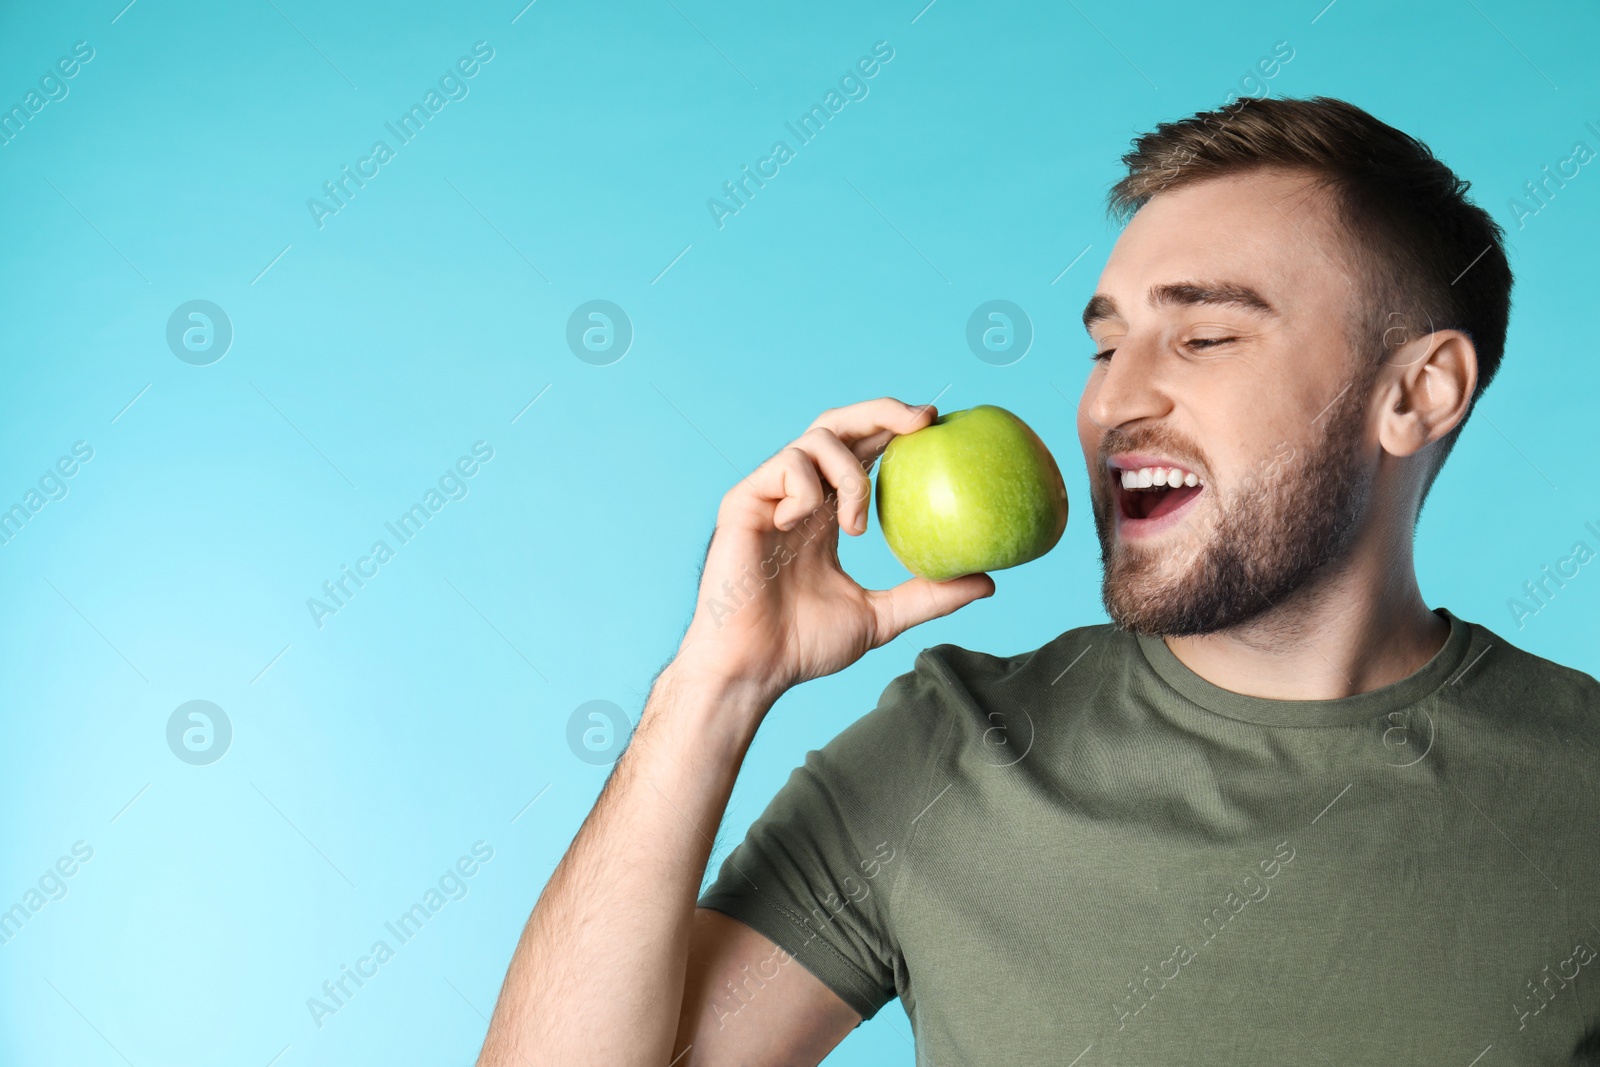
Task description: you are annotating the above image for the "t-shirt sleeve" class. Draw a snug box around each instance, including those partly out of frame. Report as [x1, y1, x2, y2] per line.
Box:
[696, 653, 954, 1021]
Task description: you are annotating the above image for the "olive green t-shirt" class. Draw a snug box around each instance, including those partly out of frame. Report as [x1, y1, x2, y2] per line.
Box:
[698, 608, 1600, 1064]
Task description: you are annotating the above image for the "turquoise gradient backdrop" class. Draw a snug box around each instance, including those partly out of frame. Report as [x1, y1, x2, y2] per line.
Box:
[1, 1, 1597, 1063]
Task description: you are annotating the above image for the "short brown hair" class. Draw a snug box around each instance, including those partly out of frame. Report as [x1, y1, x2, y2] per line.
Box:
[1108, 95, 1512, 504]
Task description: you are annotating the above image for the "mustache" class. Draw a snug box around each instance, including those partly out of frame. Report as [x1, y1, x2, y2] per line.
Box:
[1097, 426, 1207, 474]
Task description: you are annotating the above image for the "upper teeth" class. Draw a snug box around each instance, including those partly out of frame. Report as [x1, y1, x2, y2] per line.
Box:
[1120, 466, 1202, 489]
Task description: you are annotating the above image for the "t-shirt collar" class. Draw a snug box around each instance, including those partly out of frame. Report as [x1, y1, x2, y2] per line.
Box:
[1134, 608, 1474, 727]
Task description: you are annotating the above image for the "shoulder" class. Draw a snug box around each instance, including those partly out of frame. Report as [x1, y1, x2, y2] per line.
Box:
[912, 620, 1121, 700]
[792, 623, 1118, 817]
[1452, 614, 1600, 725]
[851, 622, 1120, 752]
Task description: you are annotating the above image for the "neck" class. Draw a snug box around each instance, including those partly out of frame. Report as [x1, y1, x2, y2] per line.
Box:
[1160, 525, 1449, 701]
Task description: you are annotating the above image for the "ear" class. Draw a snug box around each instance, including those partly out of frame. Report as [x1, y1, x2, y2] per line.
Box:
[1376, 329, 1478, 459]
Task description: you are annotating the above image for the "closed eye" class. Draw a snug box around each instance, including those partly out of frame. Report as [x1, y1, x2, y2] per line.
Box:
[1092, 337, 1238, 362]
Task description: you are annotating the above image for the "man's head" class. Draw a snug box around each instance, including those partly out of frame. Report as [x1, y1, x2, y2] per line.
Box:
[1077, 96, 1512, 636]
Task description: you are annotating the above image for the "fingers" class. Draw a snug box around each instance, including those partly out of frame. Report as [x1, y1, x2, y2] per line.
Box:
[746, 429, 877, 535]
[795, 427, 873, 534]
[727, 397, 939, 537]
[866, 572, 996, 647]
[808, 397, 938, 464]
[755, 447, 826, 532]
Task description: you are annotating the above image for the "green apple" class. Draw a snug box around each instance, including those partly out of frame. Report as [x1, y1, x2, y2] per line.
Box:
[875, 405, 1068, 582]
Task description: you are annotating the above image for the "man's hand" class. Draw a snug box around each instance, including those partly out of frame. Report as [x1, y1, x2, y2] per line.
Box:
[675, 397, 997, 702]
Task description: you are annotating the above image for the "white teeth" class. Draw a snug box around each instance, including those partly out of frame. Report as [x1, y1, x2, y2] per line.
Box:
[1117, 465, 1205, 489]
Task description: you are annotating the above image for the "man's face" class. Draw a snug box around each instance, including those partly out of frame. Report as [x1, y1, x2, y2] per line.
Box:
[1076, 169, 1378, 636]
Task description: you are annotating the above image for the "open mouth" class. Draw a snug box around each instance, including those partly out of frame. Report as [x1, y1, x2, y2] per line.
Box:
[1112, 462, 1205, 527]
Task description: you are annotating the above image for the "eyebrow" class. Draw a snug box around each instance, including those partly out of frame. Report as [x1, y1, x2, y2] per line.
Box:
[1081, 282, 1279, 332]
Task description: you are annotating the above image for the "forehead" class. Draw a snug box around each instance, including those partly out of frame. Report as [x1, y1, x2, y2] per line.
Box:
[1096, 169, 1355, 320]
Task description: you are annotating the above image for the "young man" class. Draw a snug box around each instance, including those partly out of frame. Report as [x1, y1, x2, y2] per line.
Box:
[477, 97, 1600, 1065]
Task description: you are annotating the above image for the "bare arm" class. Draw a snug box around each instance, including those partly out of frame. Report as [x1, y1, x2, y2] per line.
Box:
[476, 399, 995, 1066]
[674, 908, 863, 1062]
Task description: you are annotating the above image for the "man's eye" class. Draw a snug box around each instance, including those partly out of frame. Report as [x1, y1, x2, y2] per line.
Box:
[1185, 337, 1237, 350]
[1090, 348, 1116, 363]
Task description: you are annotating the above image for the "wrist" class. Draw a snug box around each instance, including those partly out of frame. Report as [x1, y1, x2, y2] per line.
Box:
[650, 654, 780, 749]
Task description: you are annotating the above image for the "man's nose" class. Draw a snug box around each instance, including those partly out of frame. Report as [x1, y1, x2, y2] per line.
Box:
[1084, 337, 1172, 431]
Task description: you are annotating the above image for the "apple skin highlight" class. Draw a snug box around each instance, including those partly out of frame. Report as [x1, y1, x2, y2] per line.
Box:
[874, 405, 1069, 582]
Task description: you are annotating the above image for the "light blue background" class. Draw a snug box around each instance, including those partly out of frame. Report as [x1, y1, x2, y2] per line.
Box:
[1, 1, 1596, 1063]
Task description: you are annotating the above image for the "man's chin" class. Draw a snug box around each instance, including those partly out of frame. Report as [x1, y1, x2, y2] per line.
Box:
[1105, 595, 1232, 637]
[1103, 590, 1183, 636]
[1096, 520, 1243, 635]
[1102, 563, 1175, 635]
[1100, 563, 1269, 638]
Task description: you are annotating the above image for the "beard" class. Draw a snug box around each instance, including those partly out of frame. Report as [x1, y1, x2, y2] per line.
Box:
[1089, 372, 1374, 636]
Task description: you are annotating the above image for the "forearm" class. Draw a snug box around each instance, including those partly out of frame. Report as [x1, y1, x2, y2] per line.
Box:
[477, 658, 774, 1067]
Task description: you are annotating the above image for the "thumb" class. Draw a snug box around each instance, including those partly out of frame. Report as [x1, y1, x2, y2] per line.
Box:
[867, 572, 996, 647]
